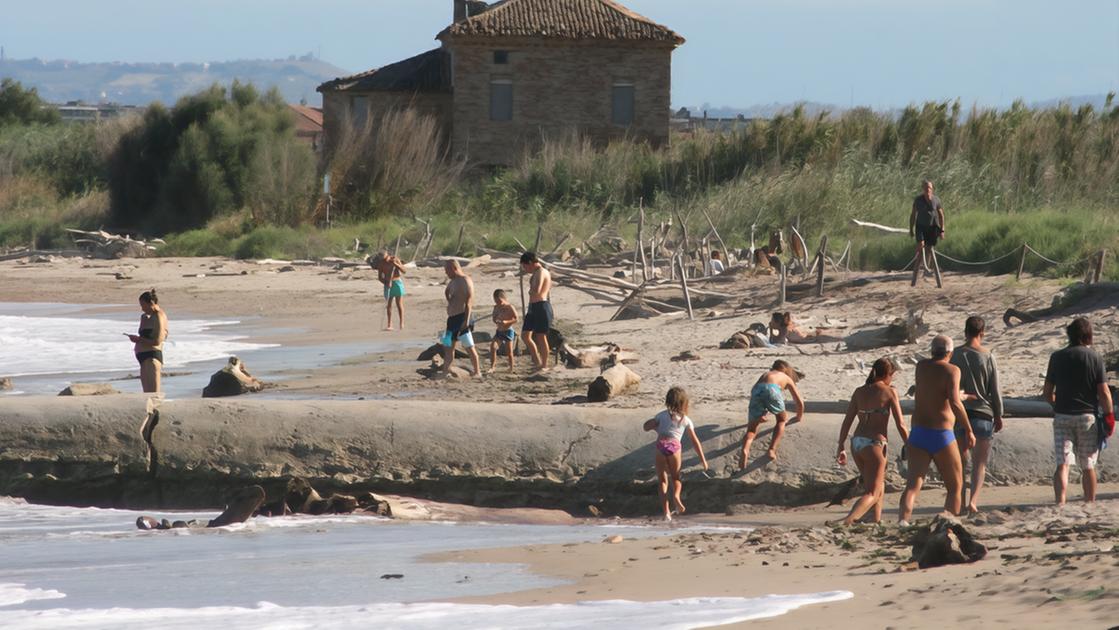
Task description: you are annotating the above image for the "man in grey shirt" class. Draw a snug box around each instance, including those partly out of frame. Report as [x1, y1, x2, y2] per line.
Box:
[950, 316, 1003, 514]
[909, 180, 945, 287]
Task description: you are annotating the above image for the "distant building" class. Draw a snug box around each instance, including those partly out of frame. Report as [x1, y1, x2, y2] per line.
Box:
[317, 0, 684, 166]
[53, 101, 141, 124]
[288, 103, 324, 152]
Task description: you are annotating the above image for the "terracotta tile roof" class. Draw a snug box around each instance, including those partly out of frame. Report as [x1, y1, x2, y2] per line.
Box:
[438, 0, 684, 45]
[288, 103, 323, 130]
[317, 48, 451, 93]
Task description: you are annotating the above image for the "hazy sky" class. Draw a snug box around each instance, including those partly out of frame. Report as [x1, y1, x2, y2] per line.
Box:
[3, 0, 1117, 108]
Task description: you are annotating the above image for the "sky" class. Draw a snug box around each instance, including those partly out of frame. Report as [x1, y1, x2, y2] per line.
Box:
[2, 0, 1117, 109]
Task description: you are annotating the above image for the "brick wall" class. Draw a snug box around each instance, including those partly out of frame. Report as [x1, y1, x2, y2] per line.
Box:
[448, 39, 673, 166]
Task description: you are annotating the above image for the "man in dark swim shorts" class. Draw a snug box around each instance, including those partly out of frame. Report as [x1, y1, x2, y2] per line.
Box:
[520, 251, 554, 372]
[909, 180, 945, 286]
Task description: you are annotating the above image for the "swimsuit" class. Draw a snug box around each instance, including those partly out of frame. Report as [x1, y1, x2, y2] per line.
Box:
[748, 382, 785, 421]
[908, 425, 956, 456]
[494, 328, 516, 343]
[655, 437, 682, 456]
[522, 301, 554, 334]
[383, 278, 405, 299]
[915, 225, 941, 247]
[445, 313, 468, 341]
[955, 412, 995, 441]
[135, 327, 163, 365]
[851, 436, 887, 454]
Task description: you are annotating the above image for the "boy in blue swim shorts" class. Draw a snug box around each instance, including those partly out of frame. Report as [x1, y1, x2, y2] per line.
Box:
[488, 289, 519, 374]
[740, 360, 805, 470]
[371, 251, 407, 331]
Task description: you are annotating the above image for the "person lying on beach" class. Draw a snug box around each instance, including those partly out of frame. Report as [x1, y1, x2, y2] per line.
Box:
[950, 316, 1004, 514]
[768, 312, 842, 345]
[643, 386, 708, 521]
[488, 289, 518, 374]
[835, 358, 909, 525]
[898, 335, 973, 525]
[707, 250, 726, 276]
[739, 360, 805, 470]
[372, 251, 407, 331]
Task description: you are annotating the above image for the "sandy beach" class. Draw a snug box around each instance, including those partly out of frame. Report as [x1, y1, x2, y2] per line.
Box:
[2, 254, 1117, 627]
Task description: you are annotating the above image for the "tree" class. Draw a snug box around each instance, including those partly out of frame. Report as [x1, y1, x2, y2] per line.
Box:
[0, 78, 61, 126]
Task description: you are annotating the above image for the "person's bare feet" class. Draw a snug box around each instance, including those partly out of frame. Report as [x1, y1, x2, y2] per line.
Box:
[767, 449, 778, 461]
[486, 367, 496, 375]
[383, 326, 394, 331]
[673, 497, 686, 514]
[738, 450, 747, 470]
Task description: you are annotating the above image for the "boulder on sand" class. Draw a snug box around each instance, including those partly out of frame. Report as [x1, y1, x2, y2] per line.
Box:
[202, 357, 265, 398]
[910, 515, 988, 568]
[58, 383, 120, 396]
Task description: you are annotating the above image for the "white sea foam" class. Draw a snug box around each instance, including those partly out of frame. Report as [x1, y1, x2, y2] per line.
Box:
[0, 310, 274, 377]
[0, 583, 66, 608]
[0, 593, 853, 628]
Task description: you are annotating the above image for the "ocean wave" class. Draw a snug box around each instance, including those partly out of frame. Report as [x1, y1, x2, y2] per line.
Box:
[0, 583, 66, 608]
[0, 593, 853, 628]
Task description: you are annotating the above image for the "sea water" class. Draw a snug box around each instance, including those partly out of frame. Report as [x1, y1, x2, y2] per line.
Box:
[0, 303, 424, 397]
[0, 499, 852, 629]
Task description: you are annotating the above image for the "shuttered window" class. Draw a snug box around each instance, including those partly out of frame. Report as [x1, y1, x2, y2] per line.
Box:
[351, 95, 369, 130]
[612, 83, 635, 125]
[490, 80, 513, 121]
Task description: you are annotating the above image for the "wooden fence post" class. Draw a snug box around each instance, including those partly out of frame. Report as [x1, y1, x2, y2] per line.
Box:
[1093, 249, 1107, 284]
[931, 249, 944, 289]
[815, 235, 828, 297]
[676, 255, 694, 320]
[455, 223, 466, 256]
[1016, 243, 1028, 281]
[778, 261, 787, 307]
[637, 206, 648, 283]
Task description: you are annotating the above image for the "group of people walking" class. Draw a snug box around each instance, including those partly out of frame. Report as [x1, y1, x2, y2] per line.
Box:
[649, 315, 1115, 523]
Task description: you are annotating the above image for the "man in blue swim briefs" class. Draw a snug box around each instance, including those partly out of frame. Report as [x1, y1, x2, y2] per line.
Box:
[898, 335, 974, 524]
[739, 360, 805, 470]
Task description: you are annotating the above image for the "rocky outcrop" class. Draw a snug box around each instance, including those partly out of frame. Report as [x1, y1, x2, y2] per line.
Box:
[58, 383, 120, 396]
[0, 397, 1114, 516]
[910, 515, 988, 568]
[202, 357, 265, 398]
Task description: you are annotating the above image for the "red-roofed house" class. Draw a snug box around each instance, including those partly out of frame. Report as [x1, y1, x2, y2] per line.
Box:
[317, 0, 683, 166]
[288, 104, 324, 153]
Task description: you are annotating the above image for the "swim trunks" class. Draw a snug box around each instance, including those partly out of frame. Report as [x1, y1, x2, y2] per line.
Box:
[656, 437, 682, 456]
[494, 328, 516, 343]
[908, 425, 956, 456]
[851, 436, 886, 454]
[748, 382, 785, 421]
[136, 350, 164, 365]
[522, 301, 554, 334]
[1053, 412, 1099, 470]
[915, 225, 941, 247]
[445, 313, 468, 342]
[383, 279, 405, 299]
[955, 412, 995, 441]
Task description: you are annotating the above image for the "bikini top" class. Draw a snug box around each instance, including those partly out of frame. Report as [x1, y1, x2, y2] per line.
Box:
[858, 406, 890, 418]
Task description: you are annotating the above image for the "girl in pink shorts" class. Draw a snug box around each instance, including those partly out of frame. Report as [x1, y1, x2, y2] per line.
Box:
[643, 387, 709, 521]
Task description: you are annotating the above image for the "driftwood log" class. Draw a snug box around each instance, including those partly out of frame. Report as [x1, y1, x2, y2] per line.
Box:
[67, 228, 158, 259]
[587, 364, 641, 403]
[844, 313, 928, 351]
[911, 515, 987, 569]
[559, 343, 636, 369]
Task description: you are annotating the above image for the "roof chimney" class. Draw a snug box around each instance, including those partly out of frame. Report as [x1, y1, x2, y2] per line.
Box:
[454, 0, 468, 23]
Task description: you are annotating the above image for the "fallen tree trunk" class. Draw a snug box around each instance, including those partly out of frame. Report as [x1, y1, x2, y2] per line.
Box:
[850, 219, 909, 234]
[587, 364, 641, 402]
[559, 343, 637, 369]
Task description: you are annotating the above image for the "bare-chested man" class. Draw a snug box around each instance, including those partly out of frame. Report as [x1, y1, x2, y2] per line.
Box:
[520, 251, 553, 371]
[442, 260, 481, 377]
[898, 335, 974, 524]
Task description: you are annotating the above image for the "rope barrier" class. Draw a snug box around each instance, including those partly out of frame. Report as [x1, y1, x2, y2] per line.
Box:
[1023, 244, 1096, 268]
[934, 248, 1020, 267]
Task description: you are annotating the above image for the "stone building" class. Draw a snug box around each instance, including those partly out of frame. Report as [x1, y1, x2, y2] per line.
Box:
[317, 0, 684, 166]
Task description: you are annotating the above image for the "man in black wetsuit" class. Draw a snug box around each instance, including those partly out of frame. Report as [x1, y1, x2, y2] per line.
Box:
[909, 180, 945, 287]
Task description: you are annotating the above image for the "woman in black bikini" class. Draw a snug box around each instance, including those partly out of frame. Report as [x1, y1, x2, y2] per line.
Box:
[127, 289, 167, 393]
[834, 358, 909, 525]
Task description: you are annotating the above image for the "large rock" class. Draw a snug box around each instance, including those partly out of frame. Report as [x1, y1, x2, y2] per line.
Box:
[911, 515, 988, 568]
[202, 357, 265, 398]
[58, 383, 120, 396]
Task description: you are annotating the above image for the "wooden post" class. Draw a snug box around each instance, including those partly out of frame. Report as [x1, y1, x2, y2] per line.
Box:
[455, 223, 466, 256]
[699, 236, 710, 279]
[636, 205, 648, 283]
[815, 235, 828, 297]
[931, 248, 944, 288]
[518, 271, 527, 317]
[674, 208, 691, 271]
[546, 233, 571, 258]
[1093, 249, 1107, 284]
[1015, 243, 1028, 281]
[778, 261, 787, 306]
[422, 228, 435, 259]
[675, 254, 694, 321]
[533, 223, 543, 254]
[648, 235, 656, 280]
[701, 208, 730, 262]
[393, 234, 402, 258]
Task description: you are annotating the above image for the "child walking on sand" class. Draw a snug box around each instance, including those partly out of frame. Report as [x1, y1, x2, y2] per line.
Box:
[488, 289, 519, 374]
[643, 387, 708, 521]
[739, 360, 805, 470]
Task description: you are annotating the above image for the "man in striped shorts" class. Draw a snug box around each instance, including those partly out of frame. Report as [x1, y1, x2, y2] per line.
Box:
[1042, 318, 1115, 504]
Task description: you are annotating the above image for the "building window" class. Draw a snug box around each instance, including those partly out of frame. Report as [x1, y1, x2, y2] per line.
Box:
[351, 95, 369, 130]
[612, 83, 635, 126]
[490, 80, 513, 122]
[493, 50, 509, 65]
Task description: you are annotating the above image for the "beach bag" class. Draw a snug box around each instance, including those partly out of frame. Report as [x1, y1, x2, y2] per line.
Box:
[1097, 414, 1110, 451]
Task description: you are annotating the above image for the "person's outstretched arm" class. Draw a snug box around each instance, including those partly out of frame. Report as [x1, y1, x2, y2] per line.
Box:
[685, 423, 708, 470]
[909, 201, 918, 236]
[836, 395, 858, 465]
[937, 205, 946, 236]
[891, 389, 909, 444]
[643, 418, 658, 432]
[789, 382, 806, 422]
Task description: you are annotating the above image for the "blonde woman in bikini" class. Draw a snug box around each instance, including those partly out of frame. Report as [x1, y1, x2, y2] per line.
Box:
[835, 358, 909, 525]
[126, 289, 168, 393]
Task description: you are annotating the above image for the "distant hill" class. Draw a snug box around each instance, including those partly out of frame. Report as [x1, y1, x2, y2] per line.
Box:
[0, 55, 351, 106]
[1030, 93, 1114, 110]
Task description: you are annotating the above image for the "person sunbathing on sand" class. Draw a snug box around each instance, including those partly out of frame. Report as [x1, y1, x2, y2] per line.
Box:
[740, 360, 804, 470]
[835, 358, 909, 525]
[768, 312, 842, 345]
[643, 386, 708, 521]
